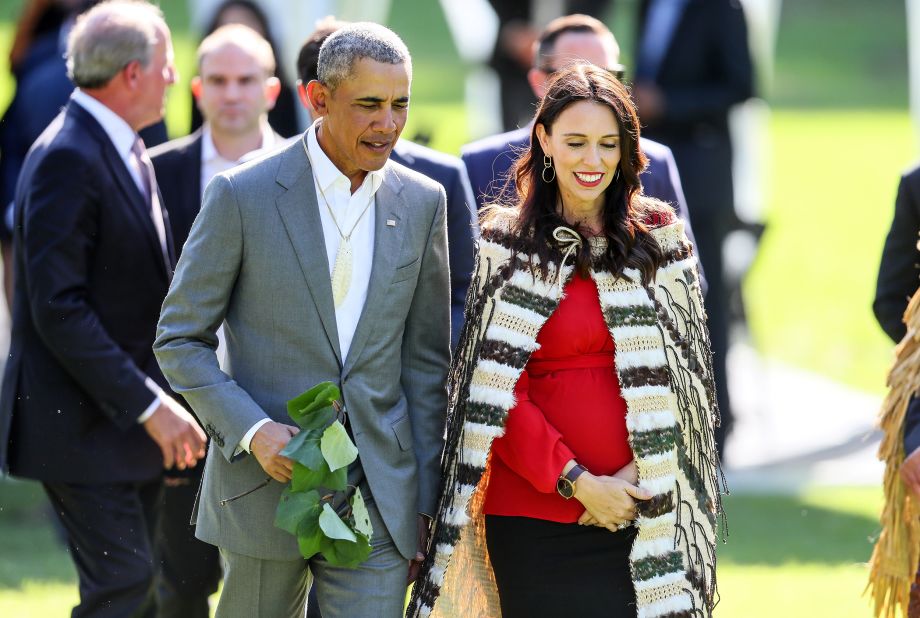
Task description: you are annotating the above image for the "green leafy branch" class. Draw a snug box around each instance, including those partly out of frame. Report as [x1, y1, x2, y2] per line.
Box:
[273, 382, 373, 568]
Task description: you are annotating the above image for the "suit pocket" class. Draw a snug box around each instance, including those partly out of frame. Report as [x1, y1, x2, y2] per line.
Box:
[392, 257, 421, 284]
[391, 415, 413, 451]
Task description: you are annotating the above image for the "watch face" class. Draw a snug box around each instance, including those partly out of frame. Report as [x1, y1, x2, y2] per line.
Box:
[556, 477, 575, 499]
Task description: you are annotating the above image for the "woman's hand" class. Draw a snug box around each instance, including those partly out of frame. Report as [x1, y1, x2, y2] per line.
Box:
[613, 460, 638, 485]
[574, 472, 650, 532]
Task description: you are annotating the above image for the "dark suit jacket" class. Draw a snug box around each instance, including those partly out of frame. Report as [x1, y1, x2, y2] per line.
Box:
[149, 131, 203, 253]
[0, 102, 176, 482]
[150, 129, 288, 253]
[391, 140, 478, 348]
[636, 0, 753, 220]
[460, 126, 705, 289]
[874, 165, 920, 343]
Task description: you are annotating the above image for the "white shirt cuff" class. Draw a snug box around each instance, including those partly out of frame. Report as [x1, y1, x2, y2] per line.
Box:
[239, 418, 272, 453]
[138, 377, 165, 423]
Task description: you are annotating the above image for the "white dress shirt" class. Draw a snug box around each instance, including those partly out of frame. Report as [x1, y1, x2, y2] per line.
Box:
[70, 90, 170, 424]
[238, 119, 382, 453]
[200, 121, 279, 200]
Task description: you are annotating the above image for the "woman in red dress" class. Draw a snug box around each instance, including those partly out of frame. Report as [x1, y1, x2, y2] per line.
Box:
[410, 65, 721, 618]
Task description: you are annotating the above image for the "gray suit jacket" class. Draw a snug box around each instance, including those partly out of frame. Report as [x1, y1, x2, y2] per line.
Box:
[153, 138, 450, 561]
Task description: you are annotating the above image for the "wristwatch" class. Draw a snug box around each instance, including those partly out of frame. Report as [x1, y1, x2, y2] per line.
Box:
[556, 464, 588, 499]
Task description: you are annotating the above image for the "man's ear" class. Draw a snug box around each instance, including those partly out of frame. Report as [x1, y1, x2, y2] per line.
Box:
[306, 80, 329, 116]
[263, 76, 281, 111]
[190, 76, 202, 100]
[527, 68, 548, 100]
[122, 59, 142, 90]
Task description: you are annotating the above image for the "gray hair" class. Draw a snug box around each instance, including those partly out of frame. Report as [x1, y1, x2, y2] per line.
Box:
[66, 1, 165, 89]
[317, 22, 411, 90]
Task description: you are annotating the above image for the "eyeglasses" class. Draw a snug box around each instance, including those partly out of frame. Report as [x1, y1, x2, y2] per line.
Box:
[539, 63, 626, 82]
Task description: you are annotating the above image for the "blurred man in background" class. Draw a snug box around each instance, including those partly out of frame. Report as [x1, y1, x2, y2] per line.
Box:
[0, 3, 206, 616]
[633, 0, 755, 454]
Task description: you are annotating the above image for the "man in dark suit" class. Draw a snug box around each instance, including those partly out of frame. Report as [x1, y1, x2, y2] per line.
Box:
[296, 19, 478, 349]
[0, 3, 206, 617]
[633, 0, 754, 454]
[874, 165, 920, 343]
[149, 23, 284, 618]
[461, 13, 702, 276]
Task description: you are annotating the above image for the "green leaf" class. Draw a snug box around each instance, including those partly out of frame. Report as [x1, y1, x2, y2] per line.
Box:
[291, 461, 347, 493]
[321, 422, 359, 472]
[300, 406, 336, 432]
[274, 488, 320, 535]
[287, 382, 340, 428]
[352, 487, 373, 538]
[326, 532, 372, 568]
[295, 507, 324, 559]
[280, 429, 325, 470]
[319, 503, 356, 542]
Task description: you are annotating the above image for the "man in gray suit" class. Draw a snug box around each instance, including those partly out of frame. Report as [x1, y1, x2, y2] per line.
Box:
[154, 23, 450, 618]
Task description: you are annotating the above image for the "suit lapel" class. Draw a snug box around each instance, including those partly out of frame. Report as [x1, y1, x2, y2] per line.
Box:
[343, 165, 404, 375]
[274, 142, 343, 368]
[70, 104, 171, 283]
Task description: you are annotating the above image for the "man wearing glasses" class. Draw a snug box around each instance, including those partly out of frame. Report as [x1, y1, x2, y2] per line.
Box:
[461, 13, 701, 264]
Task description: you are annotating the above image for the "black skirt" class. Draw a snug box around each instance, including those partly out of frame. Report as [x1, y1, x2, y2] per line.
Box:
[485, 515, 638, 618]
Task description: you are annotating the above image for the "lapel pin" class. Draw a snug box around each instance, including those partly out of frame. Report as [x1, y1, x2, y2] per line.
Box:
[386, 219, 397, 227]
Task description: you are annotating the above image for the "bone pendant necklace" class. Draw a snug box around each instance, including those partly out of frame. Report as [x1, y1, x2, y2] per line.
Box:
[303, 138, 374, 307]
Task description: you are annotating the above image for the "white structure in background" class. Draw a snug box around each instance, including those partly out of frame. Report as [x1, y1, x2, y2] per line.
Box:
[909, 0, 920, 145]
[438, 0, 503, 140]
[725, 0, 781, 281]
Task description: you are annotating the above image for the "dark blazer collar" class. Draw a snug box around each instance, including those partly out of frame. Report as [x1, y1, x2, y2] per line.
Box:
[67, 102, 175, 281]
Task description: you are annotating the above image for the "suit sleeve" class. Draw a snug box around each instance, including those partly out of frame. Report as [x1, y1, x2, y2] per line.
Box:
[491, 370, 576, 493]
[401, 186, 451, 516]
[874, 172, 920, 342]
[658, 3, 754, 123]
[446, 164, 479, 349]
[22, 146, 155, 428]
[154, 174, 269, 461]
[460, 149, 487, 212]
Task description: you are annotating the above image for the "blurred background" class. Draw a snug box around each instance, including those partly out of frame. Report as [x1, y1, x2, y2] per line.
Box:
[0, 0, 911, 615]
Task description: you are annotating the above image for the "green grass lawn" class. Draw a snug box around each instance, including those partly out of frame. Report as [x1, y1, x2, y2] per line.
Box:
[0, 479, 884, 616]
[0, 0, 912, 614]
[745, 108, 916, 395]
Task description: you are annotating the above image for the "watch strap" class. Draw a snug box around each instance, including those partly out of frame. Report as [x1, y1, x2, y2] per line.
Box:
[564, 464, 588, 484]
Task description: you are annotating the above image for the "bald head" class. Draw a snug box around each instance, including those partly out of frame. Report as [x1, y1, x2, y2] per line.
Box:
[528, 14, 622, 99]
[198, 23, 276, 76]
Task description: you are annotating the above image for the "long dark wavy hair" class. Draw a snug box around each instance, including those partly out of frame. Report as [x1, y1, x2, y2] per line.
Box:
[484, 64, 667, 284]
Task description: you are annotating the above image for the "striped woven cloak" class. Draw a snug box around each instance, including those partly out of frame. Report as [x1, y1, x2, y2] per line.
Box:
[868, 289, 920, 618]
[408, 217, 723, 618]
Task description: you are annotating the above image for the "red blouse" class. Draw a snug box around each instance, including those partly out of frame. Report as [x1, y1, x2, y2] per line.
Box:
[482, 273, 633, 522]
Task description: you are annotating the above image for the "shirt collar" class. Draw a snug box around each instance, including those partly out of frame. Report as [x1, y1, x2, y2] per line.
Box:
[201, 121, 278, 164]
[305, 118, 383, 196]
[71, 89, 138, 160]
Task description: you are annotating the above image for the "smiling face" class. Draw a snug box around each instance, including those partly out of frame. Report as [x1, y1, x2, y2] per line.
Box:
[536, 99, 621, 223]
[309, 58, 410, 191]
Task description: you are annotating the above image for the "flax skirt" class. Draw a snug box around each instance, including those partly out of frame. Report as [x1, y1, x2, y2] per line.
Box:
[484, 515, 637, 617]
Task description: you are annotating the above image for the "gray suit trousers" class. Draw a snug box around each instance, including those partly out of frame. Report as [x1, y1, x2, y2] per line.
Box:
[216, 490, 406, 618]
